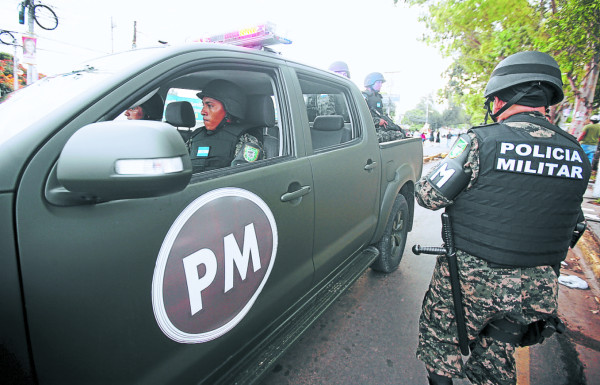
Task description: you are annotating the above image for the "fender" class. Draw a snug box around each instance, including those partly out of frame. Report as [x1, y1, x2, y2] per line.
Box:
[370, 162, 416, 245]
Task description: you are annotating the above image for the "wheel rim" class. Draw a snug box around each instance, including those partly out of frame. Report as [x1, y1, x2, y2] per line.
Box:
[390, 210, 405, 257]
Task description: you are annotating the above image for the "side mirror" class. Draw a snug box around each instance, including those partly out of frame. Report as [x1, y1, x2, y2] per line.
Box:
[46, 121, 192, 205]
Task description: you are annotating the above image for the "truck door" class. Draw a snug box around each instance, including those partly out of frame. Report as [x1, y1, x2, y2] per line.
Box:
[13, 59, 315, 384]
[294, 73, 382, 283]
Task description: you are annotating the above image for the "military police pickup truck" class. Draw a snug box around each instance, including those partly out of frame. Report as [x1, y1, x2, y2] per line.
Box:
[0, 39, 422, 384]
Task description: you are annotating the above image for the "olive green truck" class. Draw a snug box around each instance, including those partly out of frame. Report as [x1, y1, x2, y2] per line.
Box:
[0, 42, 422, 384]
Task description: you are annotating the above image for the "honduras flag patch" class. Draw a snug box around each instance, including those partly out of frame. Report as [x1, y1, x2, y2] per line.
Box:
[196, 147, 210, 157]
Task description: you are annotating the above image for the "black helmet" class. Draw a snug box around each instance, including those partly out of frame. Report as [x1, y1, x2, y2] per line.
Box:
[329, 61, 350, 78]
[364, 72, 386, 87]
[140, 93, 164, 121]
[484, 51, 564, 105]
[197, 79, 247, 120]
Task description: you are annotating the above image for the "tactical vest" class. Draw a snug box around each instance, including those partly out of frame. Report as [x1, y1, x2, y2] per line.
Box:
[362, 90, 383, 114]
[188, 124, 251, 173]
[446, 113, 590, 267]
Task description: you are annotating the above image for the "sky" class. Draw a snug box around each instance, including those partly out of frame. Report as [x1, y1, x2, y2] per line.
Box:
[0, 0, 450, 112]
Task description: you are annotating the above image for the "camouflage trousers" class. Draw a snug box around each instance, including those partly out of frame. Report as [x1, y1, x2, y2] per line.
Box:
[416, 250, 558, 385]
[376, 128, 404, 143]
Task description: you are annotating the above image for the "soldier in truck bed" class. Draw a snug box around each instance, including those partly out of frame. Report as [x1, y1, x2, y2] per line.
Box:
[362, 72, 405, 143]
[415, 51, 590, 385]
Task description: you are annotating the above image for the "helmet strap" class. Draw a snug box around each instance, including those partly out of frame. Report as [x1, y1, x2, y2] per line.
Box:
[489, 84, 535, 122]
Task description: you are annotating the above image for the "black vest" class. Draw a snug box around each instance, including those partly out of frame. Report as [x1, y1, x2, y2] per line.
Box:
[362, 90, 383, 114]
[447, 113, 590, 267]
[188, 124, 251, 173]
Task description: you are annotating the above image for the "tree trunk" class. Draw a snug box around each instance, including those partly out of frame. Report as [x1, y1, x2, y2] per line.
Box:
[569, 57, 600, 136]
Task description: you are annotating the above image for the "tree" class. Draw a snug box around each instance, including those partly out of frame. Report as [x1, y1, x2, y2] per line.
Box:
[398, 0, 600, 133]
[404, 96, 444, 131]
[0, 52, 27, 99]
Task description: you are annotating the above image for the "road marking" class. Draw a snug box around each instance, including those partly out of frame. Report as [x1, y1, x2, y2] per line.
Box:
[515, 346, 530, 385]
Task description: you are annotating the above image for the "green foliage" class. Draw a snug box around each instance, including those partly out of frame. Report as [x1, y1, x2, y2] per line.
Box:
[398, 0, 600, 121]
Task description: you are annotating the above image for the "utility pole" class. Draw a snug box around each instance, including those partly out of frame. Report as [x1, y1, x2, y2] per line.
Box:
[26, 3, 37, 85]
[111, 17, 115, 53]
[13, 41, 18, 90]
[132, 21, 137, 49]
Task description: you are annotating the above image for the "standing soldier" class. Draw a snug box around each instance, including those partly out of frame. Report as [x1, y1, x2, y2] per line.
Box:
[328, 61, 351, 78]
[415, 51, 590, 385]
[362, 72, 406, 142]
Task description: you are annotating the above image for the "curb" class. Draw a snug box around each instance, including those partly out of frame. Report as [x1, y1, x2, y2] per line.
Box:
[423, 153, 446, 163]
[579, 225, 600, 285]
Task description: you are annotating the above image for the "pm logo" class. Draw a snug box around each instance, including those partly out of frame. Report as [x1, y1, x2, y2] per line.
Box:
[152, 188, 278, 343]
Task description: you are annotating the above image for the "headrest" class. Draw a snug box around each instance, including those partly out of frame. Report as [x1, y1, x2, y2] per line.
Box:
[313, 115, 344, 131]
[165, 101, 196, 128]
[246, 96, 276, 127]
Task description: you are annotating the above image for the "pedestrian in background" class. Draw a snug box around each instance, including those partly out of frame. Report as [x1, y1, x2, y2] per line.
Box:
[415, 51, 590, 385]
[578, 114, 600, 164]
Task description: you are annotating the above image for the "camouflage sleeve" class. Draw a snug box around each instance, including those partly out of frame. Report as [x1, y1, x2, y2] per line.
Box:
[415, 132, 480, 210]
[231, 134, 265, 166]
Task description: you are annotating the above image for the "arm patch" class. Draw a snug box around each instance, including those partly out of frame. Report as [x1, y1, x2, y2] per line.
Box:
[426, 134, 472, 200]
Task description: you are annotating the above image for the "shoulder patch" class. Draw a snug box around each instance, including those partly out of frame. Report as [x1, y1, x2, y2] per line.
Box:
[243, 144, 261, 162]
[448, 137, 468, 159]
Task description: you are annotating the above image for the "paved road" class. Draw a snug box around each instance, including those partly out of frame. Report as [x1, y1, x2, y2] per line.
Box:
[260, 154, 596, 385]
[261, 160, 469, 385]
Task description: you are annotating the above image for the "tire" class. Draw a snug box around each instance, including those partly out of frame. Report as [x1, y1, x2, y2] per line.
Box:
[371, 194, 409, 273]
[33, 4, 58, 31]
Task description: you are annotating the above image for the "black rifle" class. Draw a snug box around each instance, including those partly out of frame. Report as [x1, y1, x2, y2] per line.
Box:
[413, 212, 470, 356]
[369, 107, 406, 136]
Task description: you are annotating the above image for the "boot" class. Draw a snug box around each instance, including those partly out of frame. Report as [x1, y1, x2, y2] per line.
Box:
[427, 371, 453, 385]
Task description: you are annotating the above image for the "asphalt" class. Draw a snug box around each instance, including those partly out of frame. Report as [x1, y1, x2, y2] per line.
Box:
[423, 146, 600, 384]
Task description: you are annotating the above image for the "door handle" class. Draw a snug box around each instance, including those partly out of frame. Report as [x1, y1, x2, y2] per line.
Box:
[364, 160, 378, 171]
[281, 185, 312, 202]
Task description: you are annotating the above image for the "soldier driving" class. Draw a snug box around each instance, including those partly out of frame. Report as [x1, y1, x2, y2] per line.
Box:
[188, 79, 264, 173]
[414, 51, 590, 385]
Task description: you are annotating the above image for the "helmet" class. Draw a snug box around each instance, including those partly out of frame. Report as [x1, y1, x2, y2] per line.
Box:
[140, 93, 164, 121]
[364, 72, 386, 87]
[197, 79, 247, 120]
[329, 61, 350, 78]
[591, 115, 600, 123]
[484, 51, 564, 106]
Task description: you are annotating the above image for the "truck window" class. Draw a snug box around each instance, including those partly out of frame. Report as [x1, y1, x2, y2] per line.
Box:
[297, 76, 357, 151]
[159, 68, 286, 175]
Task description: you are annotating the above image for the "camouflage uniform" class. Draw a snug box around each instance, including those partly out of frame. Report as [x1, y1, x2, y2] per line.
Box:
[232, 133, 265, 164]
[415, 113, 561, 385]
[362, 88, 405, 143]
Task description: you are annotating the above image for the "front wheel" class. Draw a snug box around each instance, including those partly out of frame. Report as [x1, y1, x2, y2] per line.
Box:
[34, 4, 58, 31]
[371, 194, 409, 273]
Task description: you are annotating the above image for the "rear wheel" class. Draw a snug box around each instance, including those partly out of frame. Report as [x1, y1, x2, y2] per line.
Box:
[371, 194, 409, 273]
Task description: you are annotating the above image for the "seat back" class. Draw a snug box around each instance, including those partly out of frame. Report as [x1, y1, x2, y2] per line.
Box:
[165, 101, 196, 142]
[246, 96, 279, 158]
[311, 115, 345, 149]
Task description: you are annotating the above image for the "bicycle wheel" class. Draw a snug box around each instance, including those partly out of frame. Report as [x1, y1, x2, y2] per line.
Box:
[0, 30, 17, 45]
[33, 4, 58, 31]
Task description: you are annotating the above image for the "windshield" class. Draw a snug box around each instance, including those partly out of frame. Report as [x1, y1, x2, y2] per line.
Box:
[0, 48, 164, 146]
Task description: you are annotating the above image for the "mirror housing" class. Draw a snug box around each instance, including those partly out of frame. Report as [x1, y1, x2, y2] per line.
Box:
[48, 121, 192, 205]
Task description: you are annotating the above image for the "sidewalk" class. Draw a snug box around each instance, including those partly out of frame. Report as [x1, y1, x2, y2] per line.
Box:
[560, 180, 600, 384]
